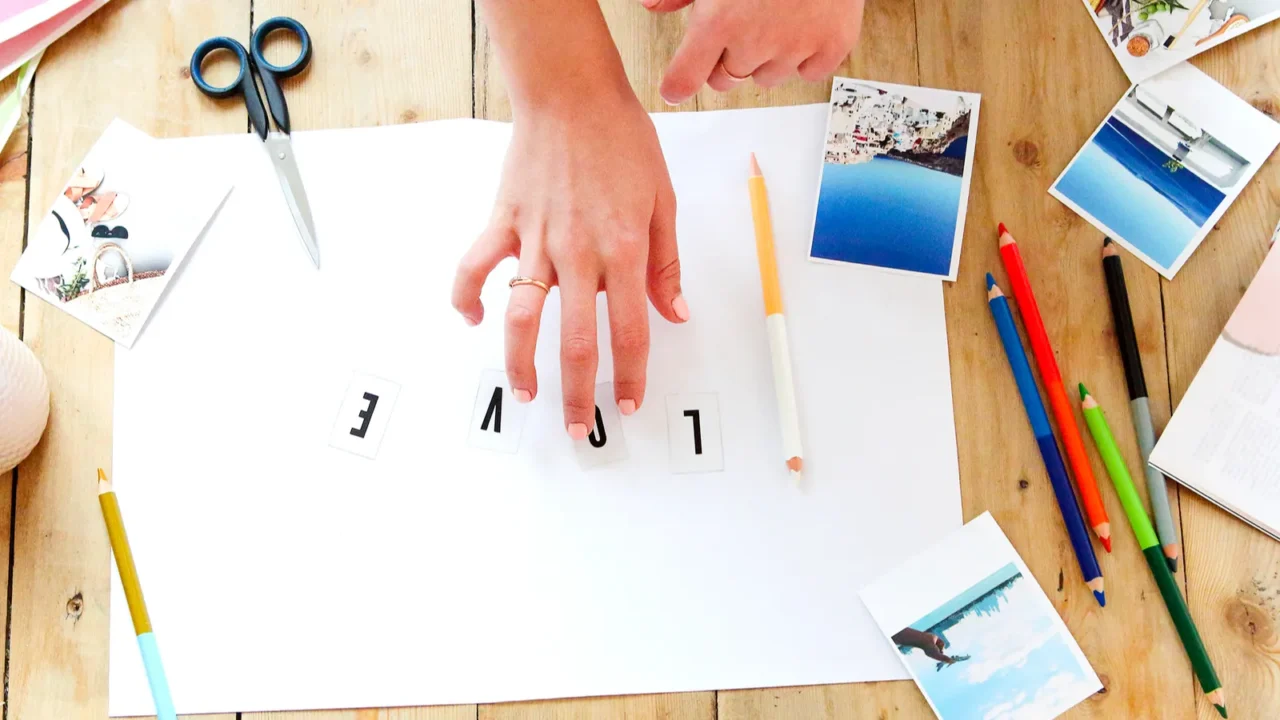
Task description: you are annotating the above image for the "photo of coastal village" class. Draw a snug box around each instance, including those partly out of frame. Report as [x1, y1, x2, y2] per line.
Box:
[823, 79, 973, 176]
[811, 78, 980, 279]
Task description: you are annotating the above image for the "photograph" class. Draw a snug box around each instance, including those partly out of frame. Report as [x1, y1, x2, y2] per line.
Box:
[1084, 0, 1280, 82]
[862, 513, 1100, 720]
[9, 119, 230, 347]
[1051, 63, 1280, 278]
[810, 78, 980, 280]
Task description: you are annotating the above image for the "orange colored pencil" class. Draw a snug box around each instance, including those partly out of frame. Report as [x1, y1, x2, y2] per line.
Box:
[997, 224, 1111, 552]
[749, 153, 803, 482]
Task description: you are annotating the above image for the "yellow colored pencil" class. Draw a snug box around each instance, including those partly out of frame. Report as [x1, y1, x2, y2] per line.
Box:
[748, 153, 803, 482]
[98, 468, 176, 720]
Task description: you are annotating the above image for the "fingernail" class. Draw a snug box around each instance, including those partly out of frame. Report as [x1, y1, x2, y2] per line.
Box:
[672, 294, 690, 322]
[641, 0, 660, 7]
[464, 315, 479, 327]
[513, 388, 532, 403]
[618, 398, 637, 415]
[568, 422, 590, 440]
[661, 92, 681, 107]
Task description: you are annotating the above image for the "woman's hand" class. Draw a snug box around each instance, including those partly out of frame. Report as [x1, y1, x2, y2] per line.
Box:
[451, 89, 687, 439]
[643, 0, 865, 103]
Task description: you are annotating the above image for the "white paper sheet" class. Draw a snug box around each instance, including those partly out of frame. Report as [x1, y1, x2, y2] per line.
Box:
[110, 105, 962, 716]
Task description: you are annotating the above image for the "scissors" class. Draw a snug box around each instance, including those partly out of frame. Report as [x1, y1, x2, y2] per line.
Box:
[191, 17, 320, 268]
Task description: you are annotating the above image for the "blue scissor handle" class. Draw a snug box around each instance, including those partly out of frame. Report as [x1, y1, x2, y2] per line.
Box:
[250, 17, 312, 137]
[190, 36, 270, 141]
[251, 17, 312, 77]
[190, 36, 250, 98]
[189, 17, 311, 141]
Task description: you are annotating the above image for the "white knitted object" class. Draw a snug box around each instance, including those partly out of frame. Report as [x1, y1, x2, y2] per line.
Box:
[0, 326, 49, 473]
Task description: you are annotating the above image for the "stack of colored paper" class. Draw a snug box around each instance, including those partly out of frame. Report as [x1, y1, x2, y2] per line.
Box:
[0, 0, 110, 150]
[1, 0, 110, 80]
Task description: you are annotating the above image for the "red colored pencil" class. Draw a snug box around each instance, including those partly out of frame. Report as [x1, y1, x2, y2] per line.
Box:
[997, 223, 1112, 552]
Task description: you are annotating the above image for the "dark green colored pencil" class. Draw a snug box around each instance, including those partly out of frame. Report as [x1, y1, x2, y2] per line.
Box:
[1079, 385, 1226, 718]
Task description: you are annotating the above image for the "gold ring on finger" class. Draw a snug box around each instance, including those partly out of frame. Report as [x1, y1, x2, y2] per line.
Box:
[509, 276, 551, 294]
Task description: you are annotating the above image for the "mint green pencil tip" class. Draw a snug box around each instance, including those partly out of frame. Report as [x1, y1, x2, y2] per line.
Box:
[1078, 382, 1089, 400]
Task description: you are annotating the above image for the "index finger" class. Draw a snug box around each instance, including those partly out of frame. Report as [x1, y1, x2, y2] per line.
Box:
[559, 275, 601, 439]
[660, 24, 725, 105]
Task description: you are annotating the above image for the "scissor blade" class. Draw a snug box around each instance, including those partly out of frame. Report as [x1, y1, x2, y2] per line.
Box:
[264, 133, 320, 268]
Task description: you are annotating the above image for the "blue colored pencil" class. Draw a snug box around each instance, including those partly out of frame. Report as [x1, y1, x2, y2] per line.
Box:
[986, 274, 1105, 607]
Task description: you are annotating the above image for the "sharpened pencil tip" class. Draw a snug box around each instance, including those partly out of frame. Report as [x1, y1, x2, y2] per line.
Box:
[749, 153, 761, 176]
[1099, 535, 1112, 553]
[97, 468, 106, 483]
[1168, 557, 1178, 573]
[986, 272, 996, 289]
[1215, 704, 1227, 718]
[1094, 590, 1106, 607]
[998, 222, 1008, 237]
[1079, 383, 1089, 400]
[1103, 237, 1113, 246]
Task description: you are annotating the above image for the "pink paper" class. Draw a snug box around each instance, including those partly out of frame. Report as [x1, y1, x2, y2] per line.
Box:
[0, 0, 108, 78]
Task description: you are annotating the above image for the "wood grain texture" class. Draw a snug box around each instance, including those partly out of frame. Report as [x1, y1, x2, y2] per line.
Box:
[4, 2, 244, 719]
[1, 2, 1277, 719]
[915, 0, 1203, 715]
[0, 84, 30, 669]
[1, 77, 29, 335]
[246, 707, 477, 720]
[718, 684, 928, 720]
[480, 693, 714, 720]
[1165, 23, 1280, 720]
[254, 0, 472, 128]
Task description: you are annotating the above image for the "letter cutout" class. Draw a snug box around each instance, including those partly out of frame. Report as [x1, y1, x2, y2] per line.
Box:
[574, 382, 629, 469]
[329, 372, 401, 459]
[468, 369, 528, 454]
[666, 393, 724, 474]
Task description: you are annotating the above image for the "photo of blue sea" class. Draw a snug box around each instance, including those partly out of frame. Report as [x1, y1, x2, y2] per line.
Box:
[811, 138, 966, 277]
[1055, 117, 1226, 271]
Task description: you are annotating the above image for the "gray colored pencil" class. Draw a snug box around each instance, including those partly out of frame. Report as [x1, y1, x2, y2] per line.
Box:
[1102, 239, 1180, 571]
[1130, 396, 1179, 568]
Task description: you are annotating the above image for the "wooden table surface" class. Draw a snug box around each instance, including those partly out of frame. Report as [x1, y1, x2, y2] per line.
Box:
[2, 1, 1278, 718]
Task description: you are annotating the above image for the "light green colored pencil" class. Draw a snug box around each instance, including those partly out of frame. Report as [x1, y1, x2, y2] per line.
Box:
[1078, 386, 1226, 718]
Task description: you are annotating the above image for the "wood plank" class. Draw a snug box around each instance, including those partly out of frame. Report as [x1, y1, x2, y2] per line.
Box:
[913, 0, 1198, 717]
[0, 69, 31, 720]
[240, 1, 474, 718]
[719, 684, 928, 719]
[1164, 24, 1280, 720]
[253, 0, 472, 129]
[247, 708, 476, 720]
[5, 2, 245, 718]
[481, 693, 714, 720]
[1, 74, 30, 335]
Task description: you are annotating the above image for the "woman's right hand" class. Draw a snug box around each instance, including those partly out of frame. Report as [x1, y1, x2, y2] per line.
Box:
[451, 87, 688, 438]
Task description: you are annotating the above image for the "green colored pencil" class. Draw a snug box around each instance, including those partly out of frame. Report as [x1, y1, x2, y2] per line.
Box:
[1079, 385, 1226, 718]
